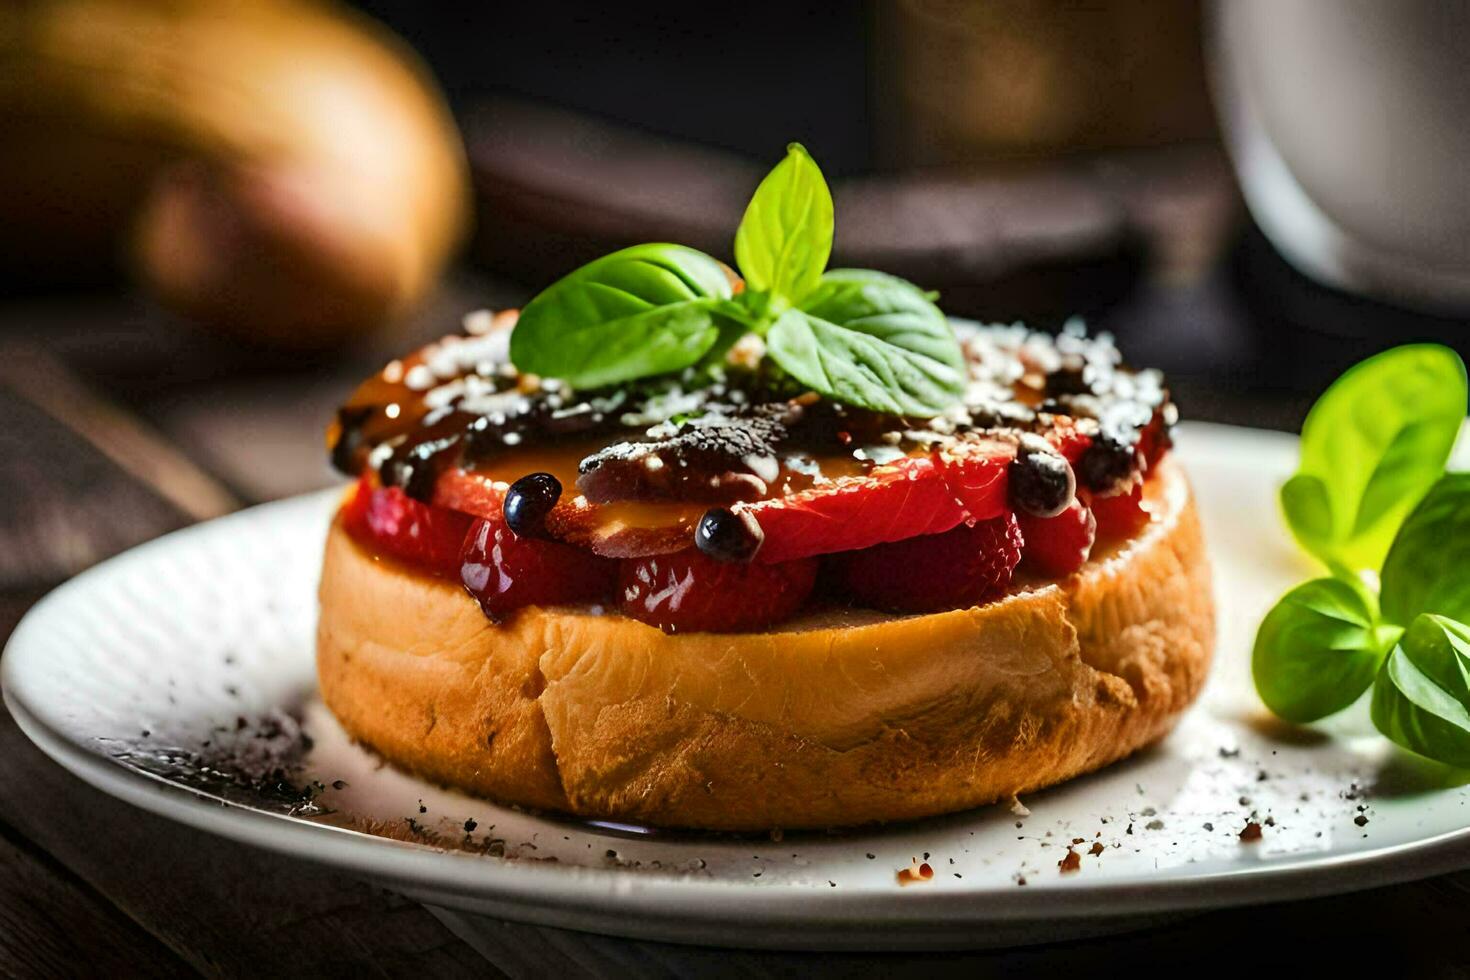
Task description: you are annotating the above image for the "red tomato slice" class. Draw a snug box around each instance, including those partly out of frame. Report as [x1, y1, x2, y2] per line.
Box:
[431, 468, 505, 521]
[1086, 482, 1152, 542]
[742, 444, 1014, 564]
[432, 468, 697, 557]
[341, 474, 474, 577]
[1047, 418, 1091, 465]
[428, 440, 1021, 564]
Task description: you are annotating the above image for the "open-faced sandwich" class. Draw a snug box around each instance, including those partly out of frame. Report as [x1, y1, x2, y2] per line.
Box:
[317, 146, 1213, 830]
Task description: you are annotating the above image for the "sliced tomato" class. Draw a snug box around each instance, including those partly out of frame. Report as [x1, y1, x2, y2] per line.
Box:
[460, 514, 616, 621]
[618, 548, 818, 633]
[1046, 417, 1092, 465]
[426, 435, 1043, 565]
[432, 467, 698, 558]
[1085, 483, 1152, 542]
[741, 443, 1013, 564]
[829, 513, 1023, 613]
[341, 474, 474, 577]
[432, 469, 505, 521]
[1137, 408, 1173, 471]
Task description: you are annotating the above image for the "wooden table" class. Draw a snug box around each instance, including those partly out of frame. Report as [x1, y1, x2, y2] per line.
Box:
[2, 262, 1468, 977]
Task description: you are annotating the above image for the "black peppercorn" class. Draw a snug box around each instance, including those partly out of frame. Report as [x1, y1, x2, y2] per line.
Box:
[1045, 363, 1093, 396]
[1078, 433, 1138, 494]
[1037, 398, 1069, 417]
[1008, 438, 1076, 518]
[695, 507, 764, 562]
[504, 472, 562, 538]
[329, 405, 373, 475]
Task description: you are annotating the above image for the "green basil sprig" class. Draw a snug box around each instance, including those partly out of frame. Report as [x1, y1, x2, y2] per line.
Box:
[509, 245, 734, 389]
[1372, 614, 1470, 768]
[734, 143, 833, 304]
[1380, 473, 1470, 626]
[1254, 344, 1470, 767]
[766, 270, 965, 417]
[509, 144, 966, 416]
[1280, 344, 1464, 574]
[1252, 577, 1400, 724]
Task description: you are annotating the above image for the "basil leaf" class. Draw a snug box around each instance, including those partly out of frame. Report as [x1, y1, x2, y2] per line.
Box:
[733, 143, 833, 304]
[694, 301, 763, 371]
[509, 244, 733, 389]
[1253, 577, 1400, 723]
[1371, 614, 1470, 767]
[1381, 473, 1470, 626]
[1282, 344, 1465, 573]
[764, 270, 966, 416]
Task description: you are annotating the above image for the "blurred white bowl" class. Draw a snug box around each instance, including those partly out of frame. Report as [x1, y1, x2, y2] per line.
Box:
[1211, 0, 1470, 312]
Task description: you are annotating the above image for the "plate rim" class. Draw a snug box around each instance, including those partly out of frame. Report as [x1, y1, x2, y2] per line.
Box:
[7, 421, 1470, 940]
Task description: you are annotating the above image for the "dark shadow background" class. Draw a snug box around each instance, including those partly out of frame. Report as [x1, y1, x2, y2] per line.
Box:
[353, 2, 875, 173]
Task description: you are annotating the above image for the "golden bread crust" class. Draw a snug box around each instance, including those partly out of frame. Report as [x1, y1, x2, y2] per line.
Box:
[316, 456, 1213, 830]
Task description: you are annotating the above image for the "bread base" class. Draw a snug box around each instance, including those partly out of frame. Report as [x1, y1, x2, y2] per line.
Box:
[317, 456, 1213, 830]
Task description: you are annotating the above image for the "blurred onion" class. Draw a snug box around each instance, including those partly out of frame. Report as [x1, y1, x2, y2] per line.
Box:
[0, 0, 470, 348]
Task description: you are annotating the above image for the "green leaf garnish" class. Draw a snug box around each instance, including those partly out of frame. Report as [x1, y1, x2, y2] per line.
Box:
[508, 244, 733, 389]
[765, 270, 965, 416]
[1381, 473, 1470, 627]
[1255, 343, 1470, 769]
[733, 143, 833, 304]
[1253, 577, 1400, 723]
[1371, 614, 1470, 768]
[1281, 344, 1465, 574]
[508, 146, 963, 416]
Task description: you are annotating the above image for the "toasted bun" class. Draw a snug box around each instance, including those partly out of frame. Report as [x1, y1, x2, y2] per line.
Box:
[317, 456, 1213, 830]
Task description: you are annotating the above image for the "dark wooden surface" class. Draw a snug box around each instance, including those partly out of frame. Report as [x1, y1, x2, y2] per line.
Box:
[4, 253, 1470, 977]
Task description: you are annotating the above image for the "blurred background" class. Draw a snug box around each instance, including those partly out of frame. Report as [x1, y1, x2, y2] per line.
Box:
[3, 0, 1469, 596]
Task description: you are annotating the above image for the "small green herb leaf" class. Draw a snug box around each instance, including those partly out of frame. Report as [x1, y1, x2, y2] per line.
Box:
[1282, 344, 1465, 573]
[733, 143, 833, 304]
[1253, 577, 1400, 723]
[1381, 473, 1470, 626]
[509, 244, 732, 389]
[1371, 614, 1470, 767]
[764, 269, 965, 416]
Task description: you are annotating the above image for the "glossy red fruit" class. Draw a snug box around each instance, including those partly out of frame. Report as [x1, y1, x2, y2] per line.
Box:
[1088, 483, 1152, 542]
[341, 474, 473, 577]
[1018, 499, 1096, 576]
[433, 467, 505, 521]
[618, 549, 818, 634]
[1046, 418, 1092, 465]
[432, 446, 1015, 564]
[745, 445, 1012, 564]
[460, 515, 615, 621]
[831, 513, 1023, 614]
[1137, 408, 1173, 470]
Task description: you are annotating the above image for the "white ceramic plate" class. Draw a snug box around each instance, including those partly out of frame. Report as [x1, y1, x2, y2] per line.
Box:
[6, 422, 1470, 950]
